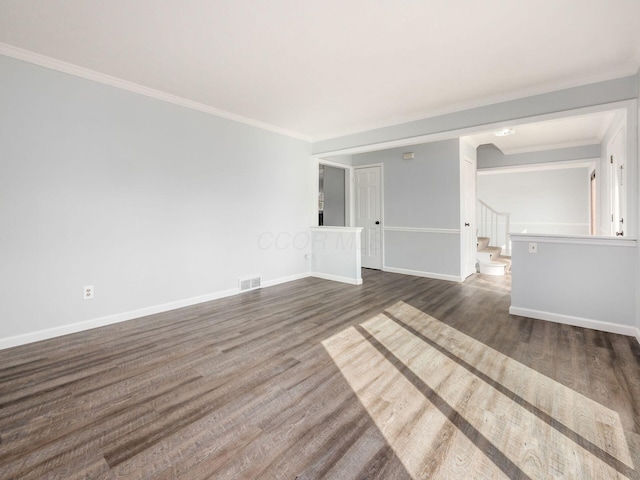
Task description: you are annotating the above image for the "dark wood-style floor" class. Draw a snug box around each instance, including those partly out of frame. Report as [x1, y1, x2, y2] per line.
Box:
[1, 269, 639, 479]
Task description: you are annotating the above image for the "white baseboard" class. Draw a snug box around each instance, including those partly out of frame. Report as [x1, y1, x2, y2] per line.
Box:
[383, 266, 462, 283]
[310, 272, 363, 285]
[0, 272, 312, 350]
[262, 272, 311, 288]
[509, 306, 638, 337]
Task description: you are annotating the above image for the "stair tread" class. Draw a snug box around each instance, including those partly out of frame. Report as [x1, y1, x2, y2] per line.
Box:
[477, 237, 490, 250]
[478, 246, 502, 255]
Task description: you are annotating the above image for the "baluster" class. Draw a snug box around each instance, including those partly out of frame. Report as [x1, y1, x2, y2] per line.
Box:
[493, 211, 496, 247]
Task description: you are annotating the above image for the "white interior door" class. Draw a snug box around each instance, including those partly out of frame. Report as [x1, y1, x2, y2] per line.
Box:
[609, 127, 626, 236]
[461, 157, 476, 279]
[355, 166, 382, 269]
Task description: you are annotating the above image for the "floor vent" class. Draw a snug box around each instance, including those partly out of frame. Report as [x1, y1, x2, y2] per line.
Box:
[239, 275, 261, 292]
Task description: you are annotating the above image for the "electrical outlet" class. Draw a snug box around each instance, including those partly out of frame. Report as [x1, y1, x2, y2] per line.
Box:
[528, 243, 538, 254]
[84, 285, 94, 299]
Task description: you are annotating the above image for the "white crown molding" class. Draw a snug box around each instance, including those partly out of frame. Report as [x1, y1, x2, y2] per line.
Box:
[0, 43, 311, 142]
[597, 111, 618, 140]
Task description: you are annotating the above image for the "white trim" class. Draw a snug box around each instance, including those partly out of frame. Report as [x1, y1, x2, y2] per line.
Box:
[318, 158, 352, 169]
[499, 139, 602, 155]
[313, 101, 636, 157]
[310, 272, 363, 285]
[636, 328, 640, 346]
[310, 157, 321, 227]
[310, 226, 363, 234]
[460, 150, 478, 280]
[510, 222, 590, 227]
[510, 233, 637, 247]
[383, 226, 460, 234]
[509, 306, 638, 337]
[478, 262, 507, 276]
[383, 266, 462, 283]
[0, 43, 311, 142]
[478, 159, 599, 175]
[262, 272, 311, 288]
[0, 288, 236, 350]
[0, 272, 312, 350]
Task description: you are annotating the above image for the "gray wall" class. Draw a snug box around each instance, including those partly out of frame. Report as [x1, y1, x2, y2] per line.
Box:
[511, 238, 637, 329]
[351, 139, 462, 278]
[478, 167, 590, 235]
[477, 143, 598, 237]
[313, 75, 638, 154]
[477, 144, 600, 169]
[322, 165, 345, 226]
[0, 55, 311, 342]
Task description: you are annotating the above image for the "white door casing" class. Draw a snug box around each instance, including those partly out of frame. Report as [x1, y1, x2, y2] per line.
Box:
[354, 166, 382, 269]
[461, 156, 477, 279]
[608, 126, 626, 236]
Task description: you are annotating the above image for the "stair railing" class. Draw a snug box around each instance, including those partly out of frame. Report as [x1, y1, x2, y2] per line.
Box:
[477, 200, 511, 255]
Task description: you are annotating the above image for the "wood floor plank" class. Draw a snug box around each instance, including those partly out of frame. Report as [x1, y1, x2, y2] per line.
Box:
[1, 270, 639, 479]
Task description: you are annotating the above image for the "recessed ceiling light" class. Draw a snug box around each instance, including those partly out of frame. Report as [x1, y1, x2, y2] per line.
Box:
[495, 128, 514, 137]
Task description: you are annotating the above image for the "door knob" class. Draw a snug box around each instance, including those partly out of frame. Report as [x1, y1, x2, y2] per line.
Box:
[375, 221, 380, 225]
[464, 223, 470, 227]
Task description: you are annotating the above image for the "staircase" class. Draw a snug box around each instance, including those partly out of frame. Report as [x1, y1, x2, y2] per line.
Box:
[477, 236, 512, 276]
[477, 200, 511, 256]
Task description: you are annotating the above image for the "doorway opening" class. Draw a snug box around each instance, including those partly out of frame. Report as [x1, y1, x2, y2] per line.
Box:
[318, 164, 346, 227]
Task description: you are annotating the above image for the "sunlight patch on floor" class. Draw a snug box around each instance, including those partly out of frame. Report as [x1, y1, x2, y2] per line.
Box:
[321, 301, 635, 479]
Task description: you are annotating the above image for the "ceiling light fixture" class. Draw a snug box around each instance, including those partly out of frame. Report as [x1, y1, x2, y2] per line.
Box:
[495, 128, 515, 137]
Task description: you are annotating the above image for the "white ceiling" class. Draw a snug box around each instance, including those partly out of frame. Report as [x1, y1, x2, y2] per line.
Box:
[1, 0, 639, 141]
[462, 111, 617, 154]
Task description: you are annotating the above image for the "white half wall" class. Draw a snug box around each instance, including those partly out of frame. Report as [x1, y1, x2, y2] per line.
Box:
[510, 234, 637, 335]
[311, 227, 363, 285]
